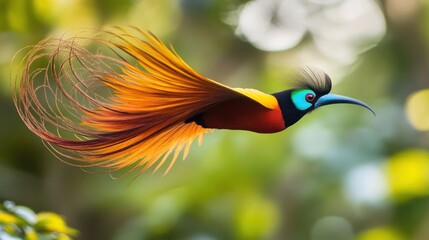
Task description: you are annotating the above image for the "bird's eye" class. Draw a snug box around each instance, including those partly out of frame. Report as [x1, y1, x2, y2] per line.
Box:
[305, 93, 315, 102]
[291, 89, 316, 111]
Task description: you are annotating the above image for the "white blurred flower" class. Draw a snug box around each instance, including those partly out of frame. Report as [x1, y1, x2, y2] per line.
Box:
[235, 0, 307, 51]
[230, 0, 386, 64]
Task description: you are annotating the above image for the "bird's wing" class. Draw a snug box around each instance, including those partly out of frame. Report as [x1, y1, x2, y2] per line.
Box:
[13, 27, 277, 176]
[232, 88, 278, 109]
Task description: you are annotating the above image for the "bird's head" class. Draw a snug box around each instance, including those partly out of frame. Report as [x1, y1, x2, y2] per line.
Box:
[273, 67, 375, 127]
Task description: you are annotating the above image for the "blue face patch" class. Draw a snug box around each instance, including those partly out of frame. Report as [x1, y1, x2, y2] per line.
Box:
[291, 89, 316, 111]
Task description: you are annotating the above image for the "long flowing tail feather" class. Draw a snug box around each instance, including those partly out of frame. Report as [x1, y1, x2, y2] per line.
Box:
[12, 27, 276, 176]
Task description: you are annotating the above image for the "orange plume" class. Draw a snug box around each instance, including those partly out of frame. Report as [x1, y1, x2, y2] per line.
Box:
[12, 27, 277, 176]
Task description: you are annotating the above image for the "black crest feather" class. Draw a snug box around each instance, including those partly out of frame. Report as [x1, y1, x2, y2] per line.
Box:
[293, 67, 332, 95]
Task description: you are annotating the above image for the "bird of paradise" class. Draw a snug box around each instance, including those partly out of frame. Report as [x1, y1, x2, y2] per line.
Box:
[12, 27, 374, 176]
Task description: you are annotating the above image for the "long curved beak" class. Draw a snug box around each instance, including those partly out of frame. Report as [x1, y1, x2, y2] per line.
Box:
[315, 94, 375, 115]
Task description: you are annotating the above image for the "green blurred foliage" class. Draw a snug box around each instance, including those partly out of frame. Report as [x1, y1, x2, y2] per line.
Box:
[0, 201, 78, 239]
[0, 0, 429, 239]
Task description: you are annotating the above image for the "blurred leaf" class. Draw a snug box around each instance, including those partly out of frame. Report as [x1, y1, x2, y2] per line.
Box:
[24, 229, 39, 240]
[0, 211, 22, 225]
[0, 201, 78, 239]
[35, 212, 78, 237]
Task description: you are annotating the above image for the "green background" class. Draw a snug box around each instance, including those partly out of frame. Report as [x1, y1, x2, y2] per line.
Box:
[1, 0, 429, 239]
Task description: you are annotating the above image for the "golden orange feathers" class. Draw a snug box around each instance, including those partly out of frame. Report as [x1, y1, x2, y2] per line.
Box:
[13, 27, 277, 176]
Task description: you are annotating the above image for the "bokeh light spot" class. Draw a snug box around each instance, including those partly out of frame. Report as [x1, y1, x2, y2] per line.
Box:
[405, 89, 429, 131]
[311, 216, 354, 240]
[7, 0, 29, 32]
[127, 0, 181, 36]
[235, 194, 279, 239]
[344, 163, 387, 205]
[385, 149, 429, 201]
[33, 0, 74, 24]
[356, 226, 404, 240]
[293, 122, 337, 159]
